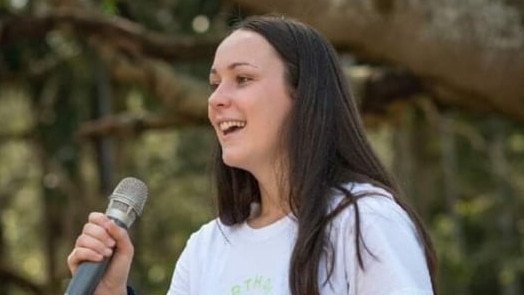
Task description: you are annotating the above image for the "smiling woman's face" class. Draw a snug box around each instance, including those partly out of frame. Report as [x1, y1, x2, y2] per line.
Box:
[208, 29, 293, 175]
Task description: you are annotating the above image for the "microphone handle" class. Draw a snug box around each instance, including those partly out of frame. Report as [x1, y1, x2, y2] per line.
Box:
[64, 258, 110, 295]
[64, 218, 127, 295]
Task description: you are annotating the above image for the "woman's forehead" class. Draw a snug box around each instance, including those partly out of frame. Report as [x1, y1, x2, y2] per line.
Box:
[212, 30, 280, 67]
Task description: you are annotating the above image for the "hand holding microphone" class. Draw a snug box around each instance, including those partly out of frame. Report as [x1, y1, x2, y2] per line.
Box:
[66, 177, 148, 295]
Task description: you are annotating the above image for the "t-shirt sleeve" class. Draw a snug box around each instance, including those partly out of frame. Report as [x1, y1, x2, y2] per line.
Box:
[344, 197, 433, 295]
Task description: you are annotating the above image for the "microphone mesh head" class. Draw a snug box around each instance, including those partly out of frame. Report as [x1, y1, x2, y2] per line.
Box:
[110, 177, 148, 216]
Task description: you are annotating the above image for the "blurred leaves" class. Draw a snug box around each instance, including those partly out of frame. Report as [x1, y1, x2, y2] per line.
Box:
[100, 0, 117, 15]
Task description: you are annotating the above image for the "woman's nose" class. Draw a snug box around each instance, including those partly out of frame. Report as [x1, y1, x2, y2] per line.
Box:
[208, 84, 231, 109]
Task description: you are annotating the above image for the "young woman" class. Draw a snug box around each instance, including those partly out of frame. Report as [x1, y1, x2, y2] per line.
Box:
[67, 15, 437, 295]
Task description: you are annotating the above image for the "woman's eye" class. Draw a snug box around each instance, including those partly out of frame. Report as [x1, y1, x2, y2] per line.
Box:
[209, 82, 219, 91]
[236, 76, 251, 84]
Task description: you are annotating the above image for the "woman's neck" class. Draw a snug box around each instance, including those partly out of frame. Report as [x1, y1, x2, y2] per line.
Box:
[247, 172, 290, 228]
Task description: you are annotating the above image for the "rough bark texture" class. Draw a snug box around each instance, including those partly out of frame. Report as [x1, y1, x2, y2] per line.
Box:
[231, 0, 524, 121]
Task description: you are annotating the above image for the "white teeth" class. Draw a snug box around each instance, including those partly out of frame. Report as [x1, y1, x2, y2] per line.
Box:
[218, 120, 246, 132]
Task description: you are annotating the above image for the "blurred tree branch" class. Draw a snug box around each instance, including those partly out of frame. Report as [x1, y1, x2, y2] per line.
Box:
[73, 39, 211, 139]
[75, 112, 209, 140]
[3, 1, 524, 140]
[0, 6, 446, 141]
[0, 8, 219, 61]
[230, 0, 524, 122]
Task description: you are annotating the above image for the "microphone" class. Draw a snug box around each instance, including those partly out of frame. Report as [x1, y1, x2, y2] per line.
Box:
[64, 177, 148, 295]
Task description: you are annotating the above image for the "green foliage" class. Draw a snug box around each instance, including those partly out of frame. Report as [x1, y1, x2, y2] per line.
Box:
[100, 0, 118, 15]
[123, 128, 216, 294]
[382, 108, 524, 295]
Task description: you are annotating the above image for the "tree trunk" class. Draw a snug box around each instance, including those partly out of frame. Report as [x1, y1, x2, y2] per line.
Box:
[231, 0, 524, 121]
[488, 119, 521, 295]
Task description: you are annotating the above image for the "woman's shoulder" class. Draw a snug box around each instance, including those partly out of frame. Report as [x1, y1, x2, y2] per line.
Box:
[328, 182, 414, 231]
[328, 183, 433, 294]
[329, 182, 396, 214]
[184, 218, 234, 251]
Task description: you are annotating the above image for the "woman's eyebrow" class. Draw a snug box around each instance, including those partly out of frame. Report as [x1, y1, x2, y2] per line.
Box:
[210, 62, 259, 75]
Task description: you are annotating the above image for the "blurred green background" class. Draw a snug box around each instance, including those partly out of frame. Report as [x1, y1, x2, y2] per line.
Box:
[1, 0, 523, 294]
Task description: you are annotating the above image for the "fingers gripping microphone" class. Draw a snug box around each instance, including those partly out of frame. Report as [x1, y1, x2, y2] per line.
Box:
[65, 177, 148, 295]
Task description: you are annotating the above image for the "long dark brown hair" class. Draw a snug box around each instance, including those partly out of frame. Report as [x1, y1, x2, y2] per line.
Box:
[212, 15, 437, 295]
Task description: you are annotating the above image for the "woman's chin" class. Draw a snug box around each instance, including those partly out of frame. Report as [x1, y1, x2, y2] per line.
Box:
[222, 154, 252, 171]
[222, 154, 242, 168]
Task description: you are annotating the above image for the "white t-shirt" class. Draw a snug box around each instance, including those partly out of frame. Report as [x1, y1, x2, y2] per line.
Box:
[167, 183, 433, 295]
